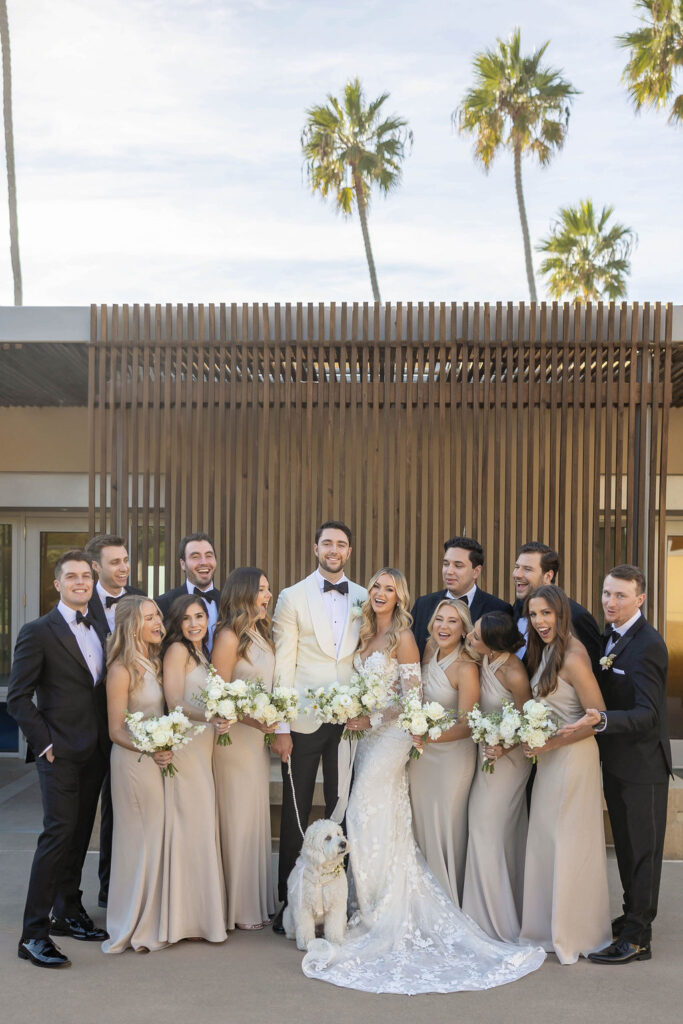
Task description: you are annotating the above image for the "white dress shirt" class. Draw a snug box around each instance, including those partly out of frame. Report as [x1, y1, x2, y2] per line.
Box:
[317, 569, 349, 653]
[446, 582, 478, 609]
[516, 616, 529, 661]
[186, 578, 218, 650]
[96, 580, 126, 634]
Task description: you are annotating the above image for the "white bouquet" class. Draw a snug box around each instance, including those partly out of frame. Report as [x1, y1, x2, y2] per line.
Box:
[396, 692, 456, 760]
[466, 700, 522, 773]
[344, 650, 398, 738]
[305, 683, 364, 738]
[125, 705, 205, 777]
[517, 698, 558, 763]
[239, 681, 300, 745]
[194, 665, 250, 746]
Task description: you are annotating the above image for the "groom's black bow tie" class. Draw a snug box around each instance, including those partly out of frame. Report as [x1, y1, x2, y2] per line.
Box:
[105, 593, 124, 609]
[75, 610, 96, 629]
[323, 579, 349, 595]
[604, 627, 621, 644]
[193, 586, 218, 603]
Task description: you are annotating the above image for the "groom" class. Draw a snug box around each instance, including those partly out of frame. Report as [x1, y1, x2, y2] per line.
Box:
[270, 521, 367, 934]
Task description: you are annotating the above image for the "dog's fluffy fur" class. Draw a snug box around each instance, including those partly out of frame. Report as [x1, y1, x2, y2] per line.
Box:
[283, 818, 349, 951]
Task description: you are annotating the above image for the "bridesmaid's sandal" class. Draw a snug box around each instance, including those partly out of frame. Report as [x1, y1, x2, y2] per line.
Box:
[235, 923, 264, 930]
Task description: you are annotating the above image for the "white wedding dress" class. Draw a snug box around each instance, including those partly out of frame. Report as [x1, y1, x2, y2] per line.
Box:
[302, 652, 546, 994]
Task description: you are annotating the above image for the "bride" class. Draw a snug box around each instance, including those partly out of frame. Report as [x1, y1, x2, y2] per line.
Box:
[301, 568, 545, 994]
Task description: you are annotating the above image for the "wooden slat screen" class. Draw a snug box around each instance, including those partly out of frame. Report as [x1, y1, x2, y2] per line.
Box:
[88, 301, 673, 630]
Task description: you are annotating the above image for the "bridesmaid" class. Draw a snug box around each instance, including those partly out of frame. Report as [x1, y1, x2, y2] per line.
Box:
[212, 567, 276, 930]
[409, 598, 479, 905]
[159, 595, 227, 945]
[103, 596, 168, 954]
[519, 585, 612, 963]
[462, 611, 532, 941]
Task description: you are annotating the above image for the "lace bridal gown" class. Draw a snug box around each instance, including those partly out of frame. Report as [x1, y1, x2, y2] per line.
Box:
[302, 652, 545, 994]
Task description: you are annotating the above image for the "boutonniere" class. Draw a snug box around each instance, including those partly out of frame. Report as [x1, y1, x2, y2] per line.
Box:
[351, 598, 364, 621]
[599, 653, 616, 671]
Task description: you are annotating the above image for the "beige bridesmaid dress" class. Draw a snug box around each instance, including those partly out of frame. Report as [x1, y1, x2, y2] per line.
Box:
[213, 629, 276, 929]
[409, 645, 476, 905]
[519, 648, 612, 963]
[159, 658, 227, 944]
[462, 653, 530, 941]
[103, 661, 167, 953]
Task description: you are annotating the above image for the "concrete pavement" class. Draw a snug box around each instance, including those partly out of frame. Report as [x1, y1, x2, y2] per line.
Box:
[1, 761, 681, 1024]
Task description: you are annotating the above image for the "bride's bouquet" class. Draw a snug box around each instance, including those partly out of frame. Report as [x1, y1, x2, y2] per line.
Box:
[344, 651, 398, 739]
[238, 681, 300, 745]
[306, 683, 364, 737]
[125, 706, 205, 777]
[194, 665, 251, 745]
[517, 698, 558, 763]
[396, 692, 456, 759]
[466, 701, 522, 773]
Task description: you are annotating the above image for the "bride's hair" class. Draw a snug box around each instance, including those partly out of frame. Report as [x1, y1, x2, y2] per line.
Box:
[358, 567, 413, 658]
[106, 595, 164, 691]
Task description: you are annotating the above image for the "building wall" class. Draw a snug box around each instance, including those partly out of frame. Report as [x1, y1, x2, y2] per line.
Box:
[0, 408, 88, 472]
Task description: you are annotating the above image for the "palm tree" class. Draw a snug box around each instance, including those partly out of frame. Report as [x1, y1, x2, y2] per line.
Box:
[302, 78, 412, 303]
[0, 0, 21, 305]
[537, 200, 636, 301]
[617, 1, 683, 124]
[454, 28, 578, 302]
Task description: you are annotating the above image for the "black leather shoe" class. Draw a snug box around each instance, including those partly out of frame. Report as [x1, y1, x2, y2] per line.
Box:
[611, 915, 626, 940]
[49, 912, 108, 942]
[272, 906, 286, 935]
[588, 939, 652, 964]
[18, 937, 71, 968]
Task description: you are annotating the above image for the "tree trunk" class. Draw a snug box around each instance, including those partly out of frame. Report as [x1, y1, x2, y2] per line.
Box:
[353, 174, 380, 303]
[1, 0, 22, 306]
[513, 142, 536, 304]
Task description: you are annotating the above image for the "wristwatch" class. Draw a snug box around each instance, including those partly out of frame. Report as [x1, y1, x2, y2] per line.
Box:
[593, 711, 607, 733]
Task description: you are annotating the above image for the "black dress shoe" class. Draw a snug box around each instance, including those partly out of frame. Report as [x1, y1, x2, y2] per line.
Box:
[272, 906, 286, 935]
[49, 912, 108, 942]
[18, 937, 71, 968]
[588, 939, 652, 965]
[611, 915, 626, 939]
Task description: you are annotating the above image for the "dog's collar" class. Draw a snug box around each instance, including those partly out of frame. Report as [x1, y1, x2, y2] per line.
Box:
[304, 863, 344, 883]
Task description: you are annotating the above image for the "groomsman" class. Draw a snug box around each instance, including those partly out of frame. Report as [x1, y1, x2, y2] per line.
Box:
[512, 542, 601, 676]
[155, 532, 220, 649]
[561, 566, 672, 965]
[411, 536, 511, 657]
[270, 521, 367, 934]
[8, 551, 109, 968]
[84, 534, 145, 909]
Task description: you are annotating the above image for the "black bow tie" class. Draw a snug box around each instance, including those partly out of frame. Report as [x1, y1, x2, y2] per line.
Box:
[323, 579, 349, 595]
[605, 627, 621, 644]
[193, 586, 216, 603]
[105, 593, 124, 608]
[75, 610, 96, 629]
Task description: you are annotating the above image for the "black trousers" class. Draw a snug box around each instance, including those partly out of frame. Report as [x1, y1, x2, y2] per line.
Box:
[602, 769, 669, 946]
[98, 767, 113, 901]
[278, 724, 343, 902]
[22, 748, 108, 939]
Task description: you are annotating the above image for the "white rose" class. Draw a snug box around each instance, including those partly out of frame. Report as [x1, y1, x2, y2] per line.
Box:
[428, 726, 442, 740]
[412, 713, 429, 735]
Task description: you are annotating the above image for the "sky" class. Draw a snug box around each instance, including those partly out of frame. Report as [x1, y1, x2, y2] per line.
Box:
[0, 0, 681, 306]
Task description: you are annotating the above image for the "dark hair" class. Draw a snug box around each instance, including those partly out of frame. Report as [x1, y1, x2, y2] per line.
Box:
[54, 549, 93, 580]
[315, 520, 352, 545]
[443, 536, 484, 569]
[178, 532, 215, 562]
[523, 585, 573, 698]
[215, 567, 274, 660]
[479, 611, 525, 654]
[517, 542, 560, 582]
[85, 534, 127, 562]
[159, 593, 209, 664]
[606, 564, 646, 595]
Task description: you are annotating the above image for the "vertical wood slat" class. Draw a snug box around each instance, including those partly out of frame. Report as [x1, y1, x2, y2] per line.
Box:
[657, 304, 673, 633]
[87, 302, 672, 622]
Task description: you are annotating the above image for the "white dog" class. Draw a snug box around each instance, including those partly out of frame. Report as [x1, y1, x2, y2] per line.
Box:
[283, 818, 349, 951]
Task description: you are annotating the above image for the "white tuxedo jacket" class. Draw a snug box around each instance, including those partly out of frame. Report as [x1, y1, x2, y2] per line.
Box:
[273, 571, 368, 734]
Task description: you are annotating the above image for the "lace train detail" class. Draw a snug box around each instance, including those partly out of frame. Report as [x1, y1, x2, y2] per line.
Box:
[301, 652, 545, 994]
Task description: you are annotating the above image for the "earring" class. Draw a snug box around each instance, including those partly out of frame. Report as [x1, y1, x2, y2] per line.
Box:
[133, 632, 137, 637]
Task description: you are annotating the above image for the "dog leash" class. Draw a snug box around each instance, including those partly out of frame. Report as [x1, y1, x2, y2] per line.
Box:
[286, 754, 306, 840]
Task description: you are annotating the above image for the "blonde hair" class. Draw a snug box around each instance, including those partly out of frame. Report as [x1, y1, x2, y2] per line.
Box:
[358, 567, 413, 658]
[428, 599, 481, 664]
[107, 595, 164, 690]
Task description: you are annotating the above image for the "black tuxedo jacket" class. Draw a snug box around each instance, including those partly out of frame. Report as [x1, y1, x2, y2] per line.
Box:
[412, 587, 513, 657]
[597, 615, 672, 784]
[155, 583, 220, 621]
[88, 584, 146, 637]
[7, 606, 109, 762]
[513, 593, 602, 678]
